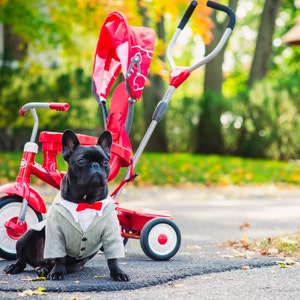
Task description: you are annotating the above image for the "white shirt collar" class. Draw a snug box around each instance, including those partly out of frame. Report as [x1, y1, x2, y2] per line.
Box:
[60, 197, 112, 232]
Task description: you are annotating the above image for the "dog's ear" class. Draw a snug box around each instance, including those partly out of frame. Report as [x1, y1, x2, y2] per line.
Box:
[62, 129, 80, 162]
[98, 131, 112, 156]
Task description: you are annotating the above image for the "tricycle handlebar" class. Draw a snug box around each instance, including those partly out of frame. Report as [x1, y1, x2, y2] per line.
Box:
[19, 102, 70, 143]
[19, 102, 70, 116]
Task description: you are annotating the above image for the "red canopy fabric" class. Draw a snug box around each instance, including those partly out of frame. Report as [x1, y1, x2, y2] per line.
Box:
[92, 11, 155, 100]
[106, 81, 133, 181]
[92, 11, 155, 181]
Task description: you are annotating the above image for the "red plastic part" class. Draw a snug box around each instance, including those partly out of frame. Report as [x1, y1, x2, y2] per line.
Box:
[39, 132, 98, 152]
[158, 234, 168, 245]
[19, 108, 27, 116]
[0, 182, 47, 213]
[117, 206, 172, 238]
[5, 217, 27, 240]
[49, 103, 70, 111]
[170, 67, 191, 88]
[39, 130, 132, 182]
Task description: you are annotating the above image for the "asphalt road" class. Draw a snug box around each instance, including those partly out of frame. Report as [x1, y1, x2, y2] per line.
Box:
[1, 185, 300, 299]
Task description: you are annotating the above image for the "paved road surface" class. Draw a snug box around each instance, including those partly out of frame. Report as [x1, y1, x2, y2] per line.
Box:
[1, 185, 300, 299]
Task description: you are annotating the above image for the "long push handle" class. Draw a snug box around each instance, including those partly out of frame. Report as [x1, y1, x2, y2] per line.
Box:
[188, 1, 236, 72]
[167, 1, 236, 71]
[113, 1, 236, 199]
[207, 0, 236, 29]
[178, 1, 198, 30]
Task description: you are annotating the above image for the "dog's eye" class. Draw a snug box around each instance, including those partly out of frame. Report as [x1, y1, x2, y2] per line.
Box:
[102, 160, 109, 167]
[77, 158, 86, 166]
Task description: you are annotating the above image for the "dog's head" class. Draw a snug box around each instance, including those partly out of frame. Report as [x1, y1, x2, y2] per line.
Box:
[60, 129, 112, 204]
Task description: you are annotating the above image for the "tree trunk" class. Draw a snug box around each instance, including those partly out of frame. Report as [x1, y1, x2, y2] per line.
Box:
[3, 24, 27, 63]
[137, 1, 168, 152]
[247, 0, 281, 87]
[194, 0, 238, 154]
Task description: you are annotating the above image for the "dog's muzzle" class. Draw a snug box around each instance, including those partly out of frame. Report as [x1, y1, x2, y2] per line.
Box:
[90, 172, 106, 186]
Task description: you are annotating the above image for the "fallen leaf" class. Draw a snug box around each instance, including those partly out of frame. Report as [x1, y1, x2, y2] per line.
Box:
[20, 277, 34, 282]
[242, 266, 250, 270]
[267, 247, 279, 256]
[278, 263, 287, 268]
[276, 259, 297, 268]
[167, 283, 185, 288]
[240, 223, 251, 230]
[221, 254, 235, 258]
[241, 233, 249, 247]
[260, 249, 268, 256]
[34, 287, 47, 295]
[32, 276, 47, 281]
[285, 259, 297, 266]
[18, 287, 47, 297]
[19, 289, 35, 297]
[187, 245, 202, 250]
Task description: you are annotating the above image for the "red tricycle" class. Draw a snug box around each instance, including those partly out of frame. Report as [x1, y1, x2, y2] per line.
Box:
[0, 1, 235, 261]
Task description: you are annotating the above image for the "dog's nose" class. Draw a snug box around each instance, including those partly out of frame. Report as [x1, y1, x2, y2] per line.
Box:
[91, 162, 100, 169]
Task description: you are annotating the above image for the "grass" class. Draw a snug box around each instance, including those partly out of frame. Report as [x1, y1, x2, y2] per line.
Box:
[1, 151, 300, 186]
[131, 153, 300, 186]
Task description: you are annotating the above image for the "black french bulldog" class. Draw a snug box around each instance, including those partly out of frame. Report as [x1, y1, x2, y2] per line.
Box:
[4, 129, 129, 282]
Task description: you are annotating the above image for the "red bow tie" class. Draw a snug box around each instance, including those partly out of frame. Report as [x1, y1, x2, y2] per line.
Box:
[76, 202, 102, 212]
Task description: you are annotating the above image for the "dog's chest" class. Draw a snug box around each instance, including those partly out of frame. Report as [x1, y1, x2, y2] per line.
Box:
[61, 198, 111, 232]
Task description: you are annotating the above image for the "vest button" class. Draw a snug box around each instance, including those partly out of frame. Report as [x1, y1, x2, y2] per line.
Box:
[80, 247, 86, 251]
[82, 237, 87, 241]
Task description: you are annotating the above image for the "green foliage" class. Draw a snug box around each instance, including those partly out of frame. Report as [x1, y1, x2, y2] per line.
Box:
[0, 0, 73, 52]
[194, 91, 228, 154]
[0, 67, 100, 131]
[166, 95, 200, 152]
[223, 75, 300, 160]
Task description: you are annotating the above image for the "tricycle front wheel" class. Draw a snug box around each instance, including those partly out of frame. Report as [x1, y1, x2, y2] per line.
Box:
[140, 218, 181, 261]
[0, 196, 43, 260]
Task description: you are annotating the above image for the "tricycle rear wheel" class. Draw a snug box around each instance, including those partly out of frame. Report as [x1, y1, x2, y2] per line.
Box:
[140, 218, 181, 261]
[0, 196, 43, 260]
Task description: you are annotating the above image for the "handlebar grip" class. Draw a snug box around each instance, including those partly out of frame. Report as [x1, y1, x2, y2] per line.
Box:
[19, 107, 27, 116]
[178, 1, 198, 30]
[207, 1, 236, 30]
[49, 102, 70, 111]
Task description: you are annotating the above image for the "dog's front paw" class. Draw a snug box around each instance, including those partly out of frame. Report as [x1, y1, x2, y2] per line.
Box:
[47, 265, 66, 280]
[108, 258, 130, 282]
[111, 272, 130, 282]
[47, 271, 65, 280]
[4, 263, 26, 274]
[35, 266, 51, 277]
